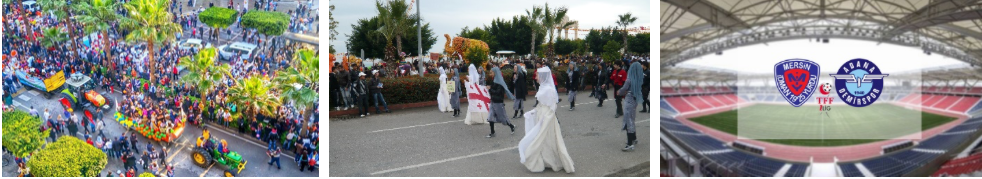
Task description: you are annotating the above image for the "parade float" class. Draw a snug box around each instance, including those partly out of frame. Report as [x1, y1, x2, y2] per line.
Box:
[113, 111, 186, 143]
[443, 34, 490, 66]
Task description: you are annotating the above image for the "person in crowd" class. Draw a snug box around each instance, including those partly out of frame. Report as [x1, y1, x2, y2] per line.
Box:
[368, 70, 391, 114]
[607, 61, 627, 118]
[518, 59, 574, 173]
[512, 63, 528, 119]
[616, 62, 645, 151]
[485, 64, 516, 138]
[566, 62, 581, 111]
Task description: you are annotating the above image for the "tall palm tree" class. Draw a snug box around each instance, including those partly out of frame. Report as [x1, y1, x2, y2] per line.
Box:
[543, 4, 573, 57]
[37, 0, 77, 50]
[375, 0, 416, 58]
[273, 49, 318, 113]
[617, 12, 638, 53]
[74, 0, 122, 66]
[228, 76, 282, 123]
[39, 27, 68, 49]
[524, 5, 544, 57]
[179, 47, 230, 113]
[120, 0, 182, 81]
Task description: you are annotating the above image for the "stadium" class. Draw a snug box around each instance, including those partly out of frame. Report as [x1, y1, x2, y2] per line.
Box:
[659, 0, 982, 177]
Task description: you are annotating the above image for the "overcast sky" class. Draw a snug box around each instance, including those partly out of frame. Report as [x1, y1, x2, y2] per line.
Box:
[329, 0, 650, 55]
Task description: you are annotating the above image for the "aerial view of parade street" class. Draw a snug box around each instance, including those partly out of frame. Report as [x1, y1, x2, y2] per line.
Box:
[329, 0, 651, 177]
[2, 0, 320, 177]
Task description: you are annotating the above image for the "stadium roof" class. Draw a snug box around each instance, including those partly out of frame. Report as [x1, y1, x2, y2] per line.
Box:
[660, 0, 982, 66]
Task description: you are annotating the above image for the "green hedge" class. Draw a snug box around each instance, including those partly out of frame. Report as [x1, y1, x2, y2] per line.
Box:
[241, 10, 289, 37]
[198, 7, 239, 29]
[2, 111, 49, 158]
[358, 65, 599, 106]
[27, 137, 108, 177]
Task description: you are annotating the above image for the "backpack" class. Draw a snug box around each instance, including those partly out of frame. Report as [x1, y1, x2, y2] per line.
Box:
[308, 156, 315, 166]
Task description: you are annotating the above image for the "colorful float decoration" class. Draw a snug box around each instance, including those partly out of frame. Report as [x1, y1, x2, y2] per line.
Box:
[114, 111, 185, 143]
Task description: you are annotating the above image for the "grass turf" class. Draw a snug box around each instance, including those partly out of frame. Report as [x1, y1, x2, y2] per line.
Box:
[688, 104, 957, 146]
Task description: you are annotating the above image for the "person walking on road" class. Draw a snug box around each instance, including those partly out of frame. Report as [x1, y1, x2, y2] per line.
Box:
[267, 146, 281, 169]
[616, 62, 645, 151]
[607, 61, 627, 118]
[485, 65, 517, 138]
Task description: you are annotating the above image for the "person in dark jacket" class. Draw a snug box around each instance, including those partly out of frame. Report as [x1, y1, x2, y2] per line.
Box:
[330, 66, 341, 110]
[349, 65, 362, 108]
[566, 62, 581, 111]
[512, 63, 528, 119]
[640, 63, 650, 113]
[336, 66, 351, 110]
[352, 72, 370, 117]
[486, 65, 516, 138]
[595, 62, 609, 107]
[367, 71, 391, 114]
[449, 67, 462, 117]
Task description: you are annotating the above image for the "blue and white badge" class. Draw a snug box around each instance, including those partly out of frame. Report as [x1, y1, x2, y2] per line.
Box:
[829, 58, 889, 107]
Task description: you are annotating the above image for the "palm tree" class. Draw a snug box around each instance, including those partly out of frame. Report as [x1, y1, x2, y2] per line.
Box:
[74, 0, 122, 66]
[543, 4, 573, 57]
[179, 47, 230, 114]
[228, 76, 282, 124]
[272, 49, 318, 114]
[120, 0, 183, 81]
[375, 0, 416, 58]
[39, 27, 68, 49]
[524, 5, 544, 57]
[616, 12, 638, 53]
[37, 0, 77, 49]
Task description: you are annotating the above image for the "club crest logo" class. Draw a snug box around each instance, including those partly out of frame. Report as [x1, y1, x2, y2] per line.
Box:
[829, 58, 889, 107]
[774, 59, 820, 107]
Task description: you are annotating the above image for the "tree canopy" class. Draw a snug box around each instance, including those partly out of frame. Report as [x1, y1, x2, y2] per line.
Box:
[584, 26, 624, 55]
[241, 10, 290, 37]
[198, 7, 238, 29]
[602, 40, 622, 63]
[27, 137, 107, 177]
[2, 111, 49, 158]
[345, 16, 436, 59]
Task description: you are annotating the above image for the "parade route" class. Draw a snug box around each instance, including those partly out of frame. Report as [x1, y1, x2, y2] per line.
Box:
[329, 89, 650, 177]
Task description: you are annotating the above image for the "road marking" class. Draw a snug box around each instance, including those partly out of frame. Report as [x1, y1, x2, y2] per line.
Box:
[636, 119, 650, 124]
[28, 91, 39, 96]
[370, 146, 518, 175]
[13, 101, 25, 109]
[199, 162, 216, 177]
[18, 94, 31, 101]
[368, 120, 465, 133]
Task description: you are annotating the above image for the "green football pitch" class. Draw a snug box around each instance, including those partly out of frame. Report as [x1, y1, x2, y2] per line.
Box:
[689, 104, 957, 146]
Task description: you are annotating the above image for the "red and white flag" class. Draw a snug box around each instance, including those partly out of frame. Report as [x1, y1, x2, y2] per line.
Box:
[465, 81, 490, 113]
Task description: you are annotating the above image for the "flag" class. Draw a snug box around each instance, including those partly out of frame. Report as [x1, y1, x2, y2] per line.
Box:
[465, 81, 490, 113]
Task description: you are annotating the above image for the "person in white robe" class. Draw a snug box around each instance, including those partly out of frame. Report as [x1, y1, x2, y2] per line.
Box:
[518, 66, 575, 173]
[437, 66, 452, 112]
[463, 64, 489, 125]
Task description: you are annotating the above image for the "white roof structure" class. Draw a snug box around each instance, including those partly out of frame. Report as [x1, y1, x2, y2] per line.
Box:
[661, 0, 982, 67]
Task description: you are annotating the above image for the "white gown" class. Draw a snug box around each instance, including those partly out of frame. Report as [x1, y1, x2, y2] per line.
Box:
[518, 67, 574, 173]
[465, 64, 488, 125]
[437, 67, 452, 112]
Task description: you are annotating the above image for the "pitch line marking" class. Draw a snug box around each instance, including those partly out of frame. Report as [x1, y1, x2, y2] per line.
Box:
[370, 146, 518, 175]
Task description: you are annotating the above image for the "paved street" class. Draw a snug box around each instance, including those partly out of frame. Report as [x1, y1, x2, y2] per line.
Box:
[329, 89, 651, 177]
[3, 73, 317, 177]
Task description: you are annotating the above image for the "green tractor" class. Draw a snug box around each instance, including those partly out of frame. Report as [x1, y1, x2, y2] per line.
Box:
[191, 138, 247, 177]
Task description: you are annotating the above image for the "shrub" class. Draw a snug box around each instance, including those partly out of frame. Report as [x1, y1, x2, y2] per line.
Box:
[139, 172, 156, 177]
[2, 111, 49, 158]
[198, 7, 238, 29]
[27, 137, 108, 177]
[241, 10, 289, 37]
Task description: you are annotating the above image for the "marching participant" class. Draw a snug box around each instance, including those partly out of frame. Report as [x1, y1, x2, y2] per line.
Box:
[518, 63, 574, 173]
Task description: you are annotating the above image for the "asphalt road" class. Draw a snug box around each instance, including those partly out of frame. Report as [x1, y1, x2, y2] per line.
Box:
[329, 89, 651, 177]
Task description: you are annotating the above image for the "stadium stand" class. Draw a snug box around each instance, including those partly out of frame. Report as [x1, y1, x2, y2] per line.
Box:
[838, 163, 865, 177]
[932, 153, 982, 177]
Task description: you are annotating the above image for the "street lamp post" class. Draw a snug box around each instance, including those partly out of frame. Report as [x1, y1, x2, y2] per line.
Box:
[417, 0, 423, 77]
